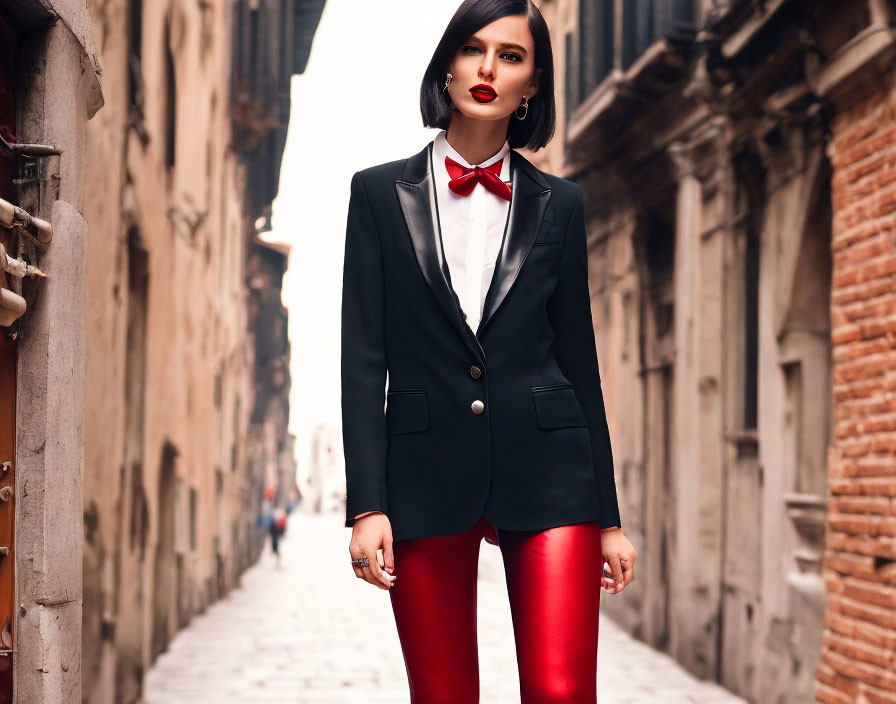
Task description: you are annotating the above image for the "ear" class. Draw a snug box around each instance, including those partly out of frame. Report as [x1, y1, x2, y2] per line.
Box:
[528, 68, 542, 98]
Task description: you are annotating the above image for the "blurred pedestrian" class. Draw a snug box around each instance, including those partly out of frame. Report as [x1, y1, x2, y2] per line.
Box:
[258, 487, 286, 563]
[269, 508, 286, 563]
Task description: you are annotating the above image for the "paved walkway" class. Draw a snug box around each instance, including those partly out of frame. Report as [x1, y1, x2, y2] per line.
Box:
[144, 512, 746, 704]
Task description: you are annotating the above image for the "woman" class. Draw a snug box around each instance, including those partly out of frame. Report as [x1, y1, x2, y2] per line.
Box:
[343, 1, 636, 701]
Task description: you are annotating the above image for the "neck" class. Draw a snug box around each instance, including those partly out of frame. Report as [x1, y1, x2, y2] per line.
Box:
[445, 112, 511, 165]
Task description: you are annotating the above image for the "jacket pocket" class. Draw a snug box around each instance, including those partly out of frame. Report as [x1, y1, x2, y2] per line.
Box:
[532, 384, 587, 429]
[385, 389, 429, 435]
[533, 224, 563, 245]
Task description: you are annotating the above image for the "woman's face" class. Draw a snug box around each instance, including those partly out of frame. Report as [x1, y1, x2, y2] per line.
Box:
[446, 15, 540, 122]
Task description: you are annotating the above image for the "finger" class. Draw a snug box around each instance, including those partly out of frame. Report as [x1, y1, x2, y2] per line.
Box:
[349, 545, 362, 577]
[601, 561, 614, 590]
[369, 546, 394, 588]
[349, 548, 366, 579]
[383, 540, 395, 575]
[359, 556, 386, 589]
[349, 543, 378, 585]
[361, 547, 392, 589]
[603, 570, 620, 592]
[351, 539, 389, 589]
[376, 547, 397, 585]
[607, 554, 624, 593]
[374, 547, 396, 586]
[622, 555, 635, 586]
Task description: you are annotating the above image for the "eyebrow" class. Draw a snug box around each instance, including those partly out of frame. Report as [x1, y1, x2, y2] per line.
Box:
[468, 36, 528, 55]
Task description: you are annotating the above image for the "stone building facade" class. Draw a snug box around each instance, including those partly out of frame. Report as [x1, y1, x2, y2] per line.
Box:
[79, 2, 322, 702]
[823, 53, 896, 702]
[1, 0, 321, 702]
[532, 0, 896, 701]
[0, 2, 103, 702]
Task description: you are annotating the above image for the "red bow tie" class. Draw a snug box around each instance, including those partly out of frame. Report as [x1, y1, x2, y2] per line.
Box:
[445, 155, 512, 201]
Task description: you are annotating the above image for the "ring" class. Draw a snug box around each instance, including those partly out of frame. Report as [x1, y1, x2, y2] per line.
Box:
[351, 556, 370, 568]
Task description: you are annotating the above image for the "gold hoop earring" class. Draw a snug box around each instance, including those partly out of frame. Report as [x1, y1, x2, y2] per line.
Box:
[515, 96, 529, 120]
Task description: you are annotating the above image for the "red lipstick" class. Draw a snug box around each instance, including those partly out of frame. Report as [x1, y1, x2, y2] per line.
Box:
[470, 84, 498, 103]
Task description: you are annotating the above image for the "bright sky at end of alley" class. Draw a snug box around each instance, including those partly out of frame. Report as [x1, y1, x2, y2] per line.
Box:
[269, 0, 463, 474]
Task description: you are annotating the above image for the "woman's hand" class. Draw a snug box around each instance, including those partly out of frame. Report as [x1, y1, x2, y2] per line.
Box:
[600, 527, 636, 594]
[349, 513, 397, 590]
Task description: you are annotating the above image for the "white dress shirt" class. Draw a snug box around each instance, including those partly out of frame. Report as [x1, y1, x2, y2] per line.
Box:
[351, 133, 512, 523]
[431, 130, 512, 335]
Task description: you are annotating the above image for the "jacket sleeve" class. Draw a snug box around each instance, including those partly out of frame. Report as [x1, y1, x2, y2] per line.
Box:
[341, 171, 389, 528]
[546, 184, 622, 529]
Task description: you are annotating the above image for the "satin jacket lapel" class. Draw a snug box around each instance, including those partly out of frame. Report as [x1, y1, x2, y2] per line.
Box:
[394, 141, 551, 357]
[395, 142, 484, 362]
[477, 149, 551, 337]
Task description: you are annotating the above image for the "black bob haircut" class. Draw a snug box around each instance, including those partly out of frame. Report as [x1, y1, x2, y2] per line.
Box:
[420, 0, 556, 152]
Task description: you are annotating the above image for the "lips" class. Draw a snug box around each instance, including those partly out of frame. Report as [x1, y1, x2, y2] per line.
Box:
[470, 84, 497, 103]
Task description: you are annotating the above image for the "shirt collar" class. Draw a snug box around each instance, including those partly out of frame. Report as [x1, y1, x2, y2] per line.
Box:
[433, 129, 511, 182]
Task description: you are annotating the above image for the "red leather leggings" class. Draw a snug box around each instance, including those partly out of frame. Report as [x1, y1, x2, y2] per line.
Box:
[389, 514, 603, 704]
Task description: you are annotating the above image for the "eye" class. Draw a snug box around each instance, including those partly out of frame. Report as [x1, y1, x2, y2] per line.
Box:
[461, 45, 523, 62]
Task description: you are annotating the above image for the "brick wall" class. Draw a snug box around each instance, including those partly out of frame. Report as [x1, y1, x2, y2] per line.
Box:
[817, 76, 896, 704]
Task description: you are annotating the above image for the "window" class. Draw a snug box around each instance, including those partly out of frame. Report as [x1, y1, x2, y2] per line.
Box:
[623, 0, 656, 69]
[189, 486, 198, 552]
[164, 20, 176, 168]
[624, 0, 696, 69]
[657, 0, 697, 41]
[578, 0, 615, 101]
[565, 31, 577, 123]
[127, 0, 143, 108]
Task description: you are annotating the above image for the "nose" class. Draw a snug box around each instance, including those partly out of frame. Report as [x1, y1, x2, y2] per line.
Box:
[478, 50, 496, 80]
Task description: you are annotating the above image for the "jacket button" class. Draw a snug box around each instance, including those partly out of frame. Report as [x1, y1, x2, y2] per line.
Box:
[469, 365, 482, 379]
[471, 399, 484, 414]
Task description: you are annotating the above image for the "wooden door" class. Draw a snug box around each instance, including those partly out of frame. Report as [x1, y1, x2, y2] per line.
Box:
[0, 9, 17, 702]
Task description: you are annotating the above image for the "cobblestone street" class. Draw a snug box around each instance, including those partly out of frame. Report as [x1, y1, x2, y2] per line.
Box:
[144, 513, 747, 704]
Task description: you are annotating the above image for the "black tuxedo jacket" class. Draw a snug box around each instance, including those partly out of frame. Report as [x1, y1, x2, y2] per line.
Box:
[341, 139, 621, 541]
